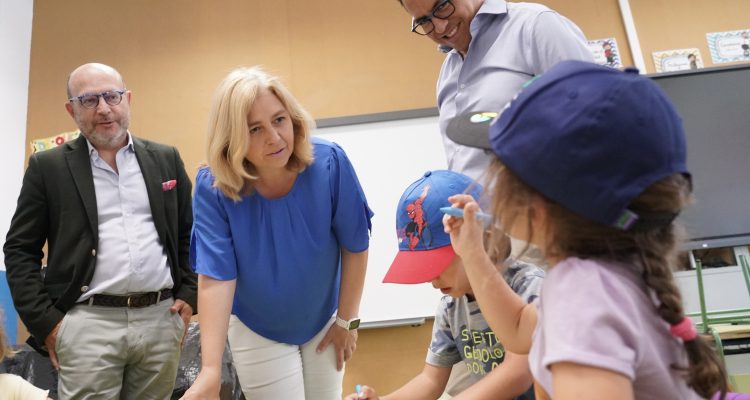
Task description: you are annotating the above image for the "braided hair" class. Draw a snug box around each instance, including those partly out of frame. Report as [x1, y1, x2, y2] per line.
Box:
[487, 159, 728, 398]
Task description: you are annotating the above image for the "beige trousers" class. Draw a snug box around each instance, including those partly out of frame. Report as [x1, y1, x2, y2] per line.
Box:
[55, 299, 184, 400]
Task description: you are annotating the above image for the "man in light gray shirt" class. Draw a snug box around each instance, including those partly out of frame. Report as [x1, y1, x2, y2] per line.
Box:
[395, 1, 592, 394]
[397, 0, 593, 181]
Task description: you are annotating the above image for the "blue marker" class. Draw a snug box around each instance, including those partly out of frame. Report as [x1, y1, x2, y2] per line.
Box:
[355, 384, 365, 399]
[440, 206, 493, 227]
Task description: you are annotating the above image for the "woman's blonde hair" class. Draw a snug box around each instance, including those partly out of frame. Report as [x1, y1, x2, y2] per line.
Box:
[486, 159, 728, 398]
[206, 66, 314, 200]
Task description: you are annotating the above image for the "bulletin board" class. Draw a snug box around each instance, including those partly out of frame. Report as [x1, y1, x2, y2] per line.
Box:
[24, 0, 636, 177]
[25, 0, 446, 181]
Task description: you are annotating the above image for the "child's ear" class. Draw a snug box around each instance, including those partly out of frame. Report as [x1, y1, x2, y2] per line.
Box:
[491, 234, 511, 261]
[528, 195, 549, 242]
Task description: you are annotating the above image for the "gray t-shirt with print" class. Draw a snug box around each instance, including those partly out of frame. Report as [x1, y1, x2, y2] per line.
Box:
[426, 260, 544, 384]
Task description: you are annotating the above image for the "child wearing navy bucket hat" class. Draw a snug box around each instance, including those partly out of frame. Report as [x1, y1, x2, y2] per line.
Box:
[443, 60, 730, 399]
[345, 170, 545, 400]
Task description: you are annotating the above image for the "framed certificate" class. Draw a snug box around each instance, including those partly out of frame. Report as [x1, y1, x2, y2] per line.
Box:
[652, 48, 704, 72]
[707, 29, 750, 63]
[588, 38, 621, 68]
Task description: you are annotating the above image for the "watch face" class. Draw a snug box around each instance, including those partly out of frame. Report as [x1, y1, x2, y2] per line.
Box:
[349, 319, 360, 330]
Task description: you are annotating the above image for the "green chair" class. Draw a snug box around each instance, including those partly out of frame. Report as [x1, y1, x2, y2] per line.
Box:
[689, 254, 750, 389]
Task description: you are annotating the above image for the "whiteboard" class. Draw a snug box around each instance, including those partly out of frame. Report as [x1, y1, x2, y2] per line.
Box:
[314, 116, 447, 327]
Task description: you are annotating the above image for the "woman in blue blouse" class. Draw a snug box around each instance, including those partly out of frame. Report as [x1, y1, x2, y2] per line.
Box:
[182, 67, 373, 400]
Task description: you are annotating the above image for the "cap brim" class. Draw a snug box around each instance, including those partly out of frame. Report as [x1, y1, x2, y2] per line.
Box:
[445, 111, 497, 150]
[383, 245, 456, 284]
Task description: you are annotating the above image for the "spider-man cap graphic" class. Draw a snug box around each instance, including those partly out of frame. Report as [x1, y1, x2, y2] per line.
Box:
[383, 170, 482, 284]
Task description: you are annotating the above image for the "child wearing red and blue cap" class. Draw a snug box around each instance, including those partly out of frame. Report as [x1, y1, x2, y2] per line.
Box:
[444, 60, 731, 399]
[345, 170, 544, 400]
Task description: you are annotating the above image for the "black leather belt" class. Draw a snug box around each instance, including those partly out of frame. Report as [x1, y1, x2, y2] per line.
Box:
[80, 288, 172, 308]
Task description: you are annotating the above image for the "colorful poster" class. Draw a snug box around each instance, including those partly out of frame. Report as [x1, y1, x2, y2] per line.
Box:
[652, 48, 704, 73]
[588, 38, 621, 68]
[706, 29, 750, 64]
[30, 130, 80, 153]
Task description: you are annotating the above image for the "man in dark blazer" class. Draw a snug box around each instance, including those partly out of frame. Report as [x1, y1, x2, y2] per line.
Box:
[4, 63, 197, 399]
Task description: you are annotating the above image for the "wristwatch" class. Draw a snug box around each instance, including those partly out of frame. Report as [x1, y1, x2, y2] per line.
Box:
[335, 315, 361, 331]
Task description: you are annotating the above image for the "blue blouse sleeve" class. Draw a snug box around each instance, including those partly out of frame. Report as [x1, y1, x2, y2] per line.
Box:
[190, 167, 238, 280]
[327, 142, 374, 253]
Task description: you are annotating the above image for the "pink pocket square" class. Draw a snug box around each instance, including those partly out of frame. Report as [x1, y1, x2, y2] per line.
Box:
[162, 180, 177, 191]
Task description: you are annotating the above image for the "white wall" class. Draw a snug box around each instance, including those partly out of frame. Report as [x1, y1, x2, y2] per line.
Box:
[0, 0, 33, 271]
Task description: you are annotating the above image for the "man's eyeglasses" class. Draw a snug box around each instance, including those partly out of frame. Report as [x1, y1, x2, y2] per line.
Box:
[68, 90, 126, 109]
[411, 0, 455, 36]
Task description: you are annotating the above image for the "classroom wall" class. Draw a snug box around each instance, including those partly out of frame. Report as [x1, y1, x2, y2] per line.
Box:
[13, 0, 750, 391]
[23, 0, 641, 181]
[630, 0, 750, 72]
[24, 0, 446, 183]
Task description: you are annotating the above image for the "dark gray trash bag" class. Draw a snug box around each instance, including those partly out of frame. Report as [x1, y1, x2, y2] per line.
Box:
[0, 344, 59, 399]
[172, 321, 245, 400]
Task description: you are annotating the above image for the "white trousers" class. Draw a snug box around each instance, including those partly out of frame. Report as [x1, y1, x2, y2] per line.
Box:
[55, 299, 184, 400]
[228, 315, 343, 400]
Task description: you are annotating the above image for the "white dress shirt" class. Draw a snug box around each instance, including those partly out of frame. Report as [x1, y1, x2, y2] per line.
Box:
[77, 134, 173, 301]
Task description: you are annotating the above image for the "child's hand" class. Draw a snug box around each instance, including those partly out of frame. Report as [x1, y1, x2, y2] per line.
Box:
[179, 369, 221, 400]
[444, 194, 487, 262]
[343, 384, 378, 399]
